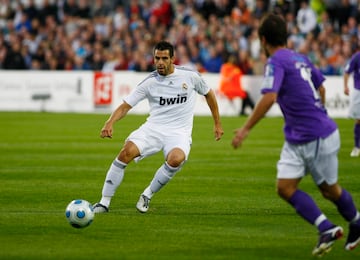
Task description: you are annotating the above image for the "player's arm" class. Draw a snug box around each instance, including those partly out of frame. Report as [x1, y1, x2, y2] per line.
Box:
[100, 102, 132, 138]
[232, 92, 277, 149]
[204, 89, 224, 141]
[344, 72, 350, 96]
[318, 85, 325, 105]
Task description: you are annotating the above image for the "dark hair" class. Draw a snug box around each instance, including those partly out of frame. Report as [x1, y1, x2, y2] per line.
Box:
[258, 13, 287, 47]
[153, 41, 174, 57]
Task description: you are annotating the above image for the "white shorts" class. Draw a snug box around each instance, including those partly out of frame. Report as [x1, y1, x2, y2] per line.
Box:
[277, 129, 340, 185]
[349, 88, 360, 119]
[126, 123, 192, 162]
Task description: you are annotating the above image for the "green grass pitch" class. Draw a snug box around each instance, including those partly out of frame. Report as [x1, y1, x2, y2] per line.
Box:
[0, 112, 359, 259]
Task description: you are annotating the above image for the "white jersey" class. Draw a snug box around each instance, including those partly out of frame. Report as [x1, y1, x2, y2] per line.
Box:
[124, 66, 210, 134]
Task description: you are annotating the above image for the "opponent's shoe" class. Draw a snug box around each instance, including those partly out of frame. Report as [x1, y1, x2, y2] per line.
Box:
[350, 147, 360, 157]
[345, 223, 360, 251]
[312, 226, 343, 257]
[93, 203, 109, 213]
[136, 194, 151, 213]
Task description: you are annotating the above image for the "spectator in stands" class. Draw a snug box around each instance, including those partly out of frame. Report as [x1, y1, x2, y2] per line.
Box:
[73, 55, 91, 70]
[3, 37, 26, 69]
[101, 48, 118, 72]
[337, 0, 357, 31]
[318, 54, 336, 75]
[326, 39, 343, 72]
[15, 12, 31, 33]
[202, 45, 223, 73]
[231, 0, 251, 29]
[296, 0, 318, 36]
[238, 49, 253, 75]
[37, 0, 58, 25]
[0, 0, 356, 77]
[323, 0, 340, 30]
[252, 0, 268, 19]
[0, 0, 13, 32]
[196, 0, 217, 20]
[77, 0, 91, 20]
[112, 5, 128, 32]
[149, 0, 174, 28]
[92, 0, 112, 18]
[24, 0, 38, 22]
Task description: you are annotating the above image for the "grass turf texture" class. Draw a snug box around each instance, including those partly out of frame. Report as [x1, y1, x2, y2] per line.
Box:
[0, 112, 359, 260]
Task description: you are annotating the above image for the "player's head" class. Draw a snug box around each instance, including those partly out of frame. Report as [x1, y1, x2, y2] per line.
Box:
[153, 41, 175, 76]
[258, 13, 287, 57]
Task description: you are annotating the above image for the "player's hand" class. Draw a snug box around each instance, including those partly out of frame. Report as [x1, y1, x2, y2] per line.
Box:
[344, 86, 349, 96]
[100, 125, 113, 138]
[214, 125, 224, 141]
[232, 127, 249, 149]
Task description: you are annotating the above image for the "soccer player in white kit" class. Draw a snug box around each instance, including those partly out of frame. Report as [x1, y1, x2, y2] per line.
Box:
[93, 41, 223, 214]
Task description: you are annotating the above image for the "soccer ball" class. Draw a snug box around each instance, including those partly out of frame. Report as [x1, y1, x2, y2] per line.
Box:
[65, 199, 94, 228]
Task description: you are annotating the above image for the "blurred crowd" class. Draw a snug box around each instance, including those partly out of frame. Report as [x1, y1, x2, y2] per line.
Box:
[0, 0, 359, 75]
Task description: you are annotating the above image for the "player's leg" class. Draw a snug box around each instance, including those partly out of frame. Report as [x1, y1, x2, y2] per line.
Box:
[277, 141, 341, 257]
[144, 147, 185, 198]
[349, 87, 360, 157]
[320, 182, 360, 251]
[93, 141, 140, 213]
[277, 178, 338, 233]
[314, 130, 360, 251]
[136, 134, 190, 213]
[136, 148, 186, 213]
[350, 119, 360, 157]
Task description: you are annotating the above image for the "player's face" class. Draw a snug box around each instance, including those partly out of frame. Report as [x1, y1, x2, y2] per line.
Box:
[154, 49, 174, 76]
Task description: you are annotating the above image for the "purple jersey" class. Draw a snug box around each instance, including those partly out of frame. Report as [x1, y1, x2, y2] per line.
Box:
[261, 49, 337, 144]
[344, 51, 360, 90]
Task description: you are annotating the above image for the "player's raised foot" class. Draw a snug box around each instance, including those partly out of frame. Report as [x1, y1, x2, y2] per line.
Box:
[350, 147, 360, 157]
[93, 203, 109, 213]
[136, 194, 151, 213]
[312, 226, 343, 257]
[345, 223, 360, 251]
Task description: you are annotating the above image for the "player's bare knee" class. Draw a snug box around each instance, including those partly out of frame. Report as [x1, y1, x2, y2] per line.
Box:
[277, 187, 287, 200]
[320, 189, 340, 202]
[276, 185, 295, 201]
[119, 146, 139, 163]
[166, 158, 185, 168]
[166, 149, 186, 167]
[320, 190, 331, 200]
[319, 183, 342, 201]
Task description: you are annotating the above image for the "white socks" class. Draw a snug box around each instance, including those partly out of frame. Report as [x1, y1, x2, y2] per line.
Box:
[99, 160, 182, 207]
[100, 158, 126, 207]
[143, 162, 180, 199]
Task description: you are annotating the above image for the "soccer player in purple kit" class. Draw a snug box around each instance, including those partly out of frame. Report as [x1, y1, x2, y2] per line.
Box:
[344, 52, 360, 157]
[232, 13, 360, 256]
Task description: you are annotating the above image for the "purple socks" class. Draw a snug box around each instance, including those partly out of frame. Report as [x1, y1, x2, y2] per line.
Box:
[289, 190, 334, 232]
[355, 124, 360, 148]
[334, 189, 360, 224]
[288, 189, 360, 232]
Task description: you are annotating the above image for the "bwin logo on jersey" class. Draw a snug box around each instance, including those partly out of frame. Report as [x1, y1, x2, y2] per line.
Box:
[159, 94, 187, 105]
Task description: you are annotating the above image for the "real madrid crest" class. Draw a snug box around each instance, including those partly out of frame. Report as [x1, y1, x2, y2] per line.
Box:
[182, 83, 188, 91]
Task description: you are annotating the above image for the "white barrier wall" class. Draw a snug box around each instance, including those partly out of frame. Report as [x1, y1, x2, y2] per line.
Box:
[0, 71, 351, 118]
[0, 71, 93, 112]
